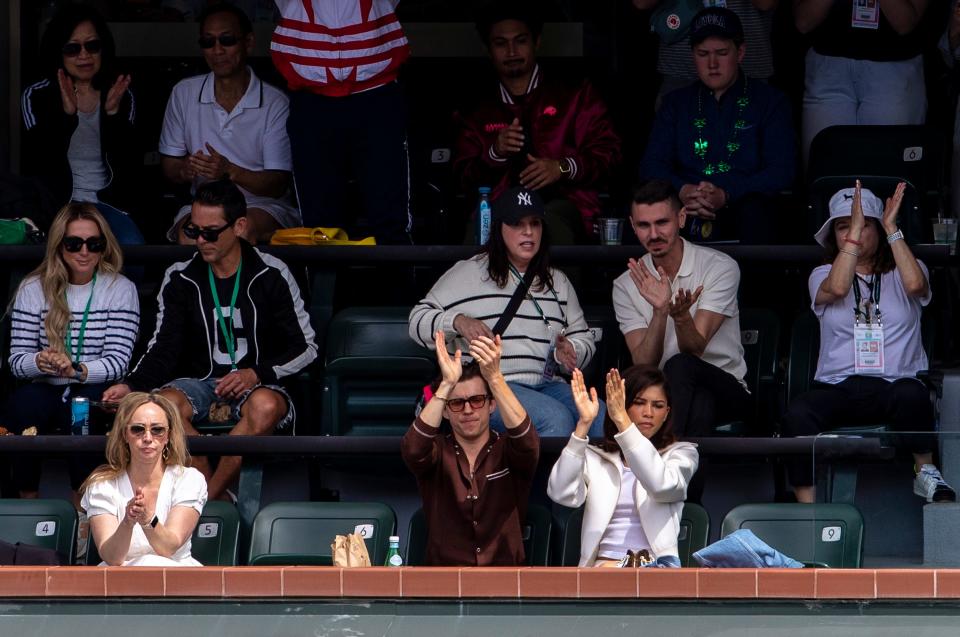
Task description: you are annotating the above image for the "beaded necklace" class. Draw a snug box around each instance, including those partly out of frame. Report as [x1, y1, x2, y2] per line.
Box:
[692, 75, 750, 176]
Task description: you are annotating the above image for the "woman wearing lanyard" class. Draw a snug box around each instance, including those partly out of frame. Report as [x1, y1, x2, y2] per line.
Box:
[410, 186, 603, 437]
[5, 203, 139, 501]
[780, 181, 955, 504]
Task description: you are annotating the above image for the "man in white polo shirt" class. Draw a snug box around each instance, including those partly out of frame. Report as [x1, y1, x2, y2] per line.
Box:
[612, 179, 749, 439]
[159, 3, 299, 244]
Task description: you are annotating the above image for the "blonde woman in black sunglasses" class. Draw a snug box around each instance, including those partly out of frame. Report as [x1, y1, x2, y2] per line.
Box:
[4, 202, 138, 501]
[81, 392, 207, 566]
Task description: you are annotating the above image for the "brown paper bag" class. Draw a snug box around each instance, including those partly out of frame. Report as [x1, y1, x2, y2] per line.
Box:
[332, 533, 371, 567]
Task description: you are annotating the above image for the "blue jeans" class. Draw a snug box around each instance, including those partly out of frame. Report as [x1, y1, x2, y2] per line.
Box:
[95, 202, 144, 245]
[490, 380, 606, 438]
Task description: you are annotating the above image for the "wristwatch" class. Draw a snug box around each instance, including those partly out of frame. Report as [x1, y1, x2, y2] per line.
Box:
[142, 515, 159, 529]
[558, 158, 572, 178]
[887, 229, 904, 244]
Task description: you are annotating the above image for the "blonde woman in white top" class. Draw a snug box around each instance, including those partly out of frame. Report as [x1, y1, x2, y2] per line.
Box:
[548, 365, 698, 567]
[81, 392, 207, 566]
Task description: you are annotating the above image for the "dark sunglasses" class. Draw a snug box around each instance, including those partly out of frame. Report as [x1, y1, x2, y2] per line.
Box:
[62, 40, 102, 57]
[182, 221, 234, 242]
[198, 34, 240, 49]
[445, 394, 491, 412]
[62, 236, 107, 253]
[129, 424, 169, 438]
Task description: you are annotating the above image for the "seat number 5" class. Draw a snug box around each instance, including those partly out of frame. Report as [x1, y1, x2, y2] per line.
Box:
[197, 522, 220, 538]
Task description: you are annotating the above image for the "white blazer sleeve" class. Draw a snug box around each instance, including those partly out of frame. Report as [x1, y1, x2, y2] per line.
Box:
[547, 434, 591, 508]
[616, 427, 699, 503]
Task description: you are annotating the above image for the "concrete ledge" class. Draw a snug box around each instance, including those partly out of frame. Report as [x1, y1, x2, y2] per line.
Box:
[2, 567, 960, 600]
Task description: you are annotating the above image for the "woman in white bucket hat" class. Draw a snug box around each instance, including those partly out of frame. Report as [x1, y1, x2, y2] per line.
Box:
[781, 180, 955, 504]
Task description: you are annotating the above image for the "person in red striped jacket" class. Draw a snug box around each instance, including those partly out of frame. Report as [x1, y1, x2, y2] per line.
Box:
[270, 0, 412, 244]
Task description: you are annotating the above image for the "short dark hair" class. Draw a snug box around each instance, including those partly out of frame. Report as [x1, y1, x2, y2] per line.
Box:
[199, 3, 253, 36]
[632, 179, 682, 213]
[595, 365, 676, 454]
[193, 179, 247, 223]
[40, 4, 118, 91]
[475, 0, 544, 45]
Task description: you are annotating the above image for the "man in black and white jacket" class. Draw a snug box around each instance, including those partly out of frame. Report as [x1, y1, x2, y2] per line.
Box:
[103, 179, 316, 500]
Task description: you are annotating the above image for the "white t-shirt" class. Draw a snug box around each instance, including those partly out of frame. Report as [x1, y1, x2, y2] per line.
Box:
[809, 262, 931, 384]
[612, 239, 747, 384]
[81, 465, 208, 566]
[158, 67, 300, 226]
[597, 466, 651, 560]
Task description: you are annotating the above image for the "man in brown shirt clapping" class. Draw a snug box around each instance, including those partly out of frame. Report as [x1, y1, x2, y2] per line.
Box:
[401, 331, 539, 566]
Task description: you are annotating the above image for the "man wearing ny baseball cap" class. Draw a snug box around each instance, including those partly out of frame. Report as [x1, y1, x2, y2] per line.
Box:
[639, 6, 795, 244]
[410, 186, 604, 438]
[781, 180, 955, 504]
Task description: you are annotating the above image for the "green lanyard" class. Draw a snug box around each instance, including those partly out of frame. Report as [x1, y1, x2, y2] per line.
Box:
[208, 260, 242, 370]
[65, 271, 97, 361]
[508, 264, 565, 330]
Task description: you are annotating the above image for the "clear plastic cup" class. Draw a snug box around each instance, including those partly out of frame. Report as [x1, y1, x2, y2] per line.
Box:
[599, 218, 623, 246]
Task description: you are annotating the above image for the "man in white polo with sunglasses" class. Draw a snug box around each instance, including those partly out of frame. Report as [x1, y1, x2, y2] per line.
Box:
[159, 3, 299, 245]
[103, 180, 316, 501]
[402, 331, 539, 566]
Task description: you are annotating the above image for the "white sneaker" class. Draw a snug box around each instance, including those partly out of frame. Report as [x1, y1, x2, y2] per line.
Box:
[913, 465, 957, 503]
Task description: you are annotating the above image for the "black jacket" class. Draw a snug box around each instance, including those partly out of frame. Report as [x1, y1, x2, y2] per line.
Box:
[20, 77, 141, 216]
[126, 241, 317, 391]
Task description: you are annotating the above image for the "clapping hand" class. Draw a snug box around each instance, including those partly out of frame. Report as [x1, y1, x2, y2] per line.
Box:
[57, 69, 78, 115]
[628, 258, 672, 312]
[188, 143, 234, 180]
[104, 74, 131, 116]
[882, 181, 906, 235]
[494, 117, 525, 157]
[469, 335, 503, 382]
[668, 286, 703, 320]
[36, 349, 73, 377]
[124, 487, 147, 527]
[605, 368, 633, 433]
[850, 179, 865, 234]
[570, 368, 599, 438]
[434, 330, 462, 386]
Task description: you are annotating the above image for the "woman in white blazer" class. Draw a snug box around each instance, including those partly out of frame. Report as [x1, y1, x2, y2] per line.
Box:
[547, 366, 699, 567]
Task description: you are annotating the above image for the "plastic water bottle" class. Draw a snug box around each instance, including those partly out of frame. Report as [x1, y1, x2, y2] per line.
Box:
[71, 397, 90, 436]
[384, 535, 403, 566]
[476, 187, 492, 245]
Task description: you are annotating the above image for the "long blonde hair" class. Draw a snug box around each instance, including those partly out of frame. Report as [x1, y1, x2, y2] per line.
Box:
[26, 203, 123, 357]
[80, 392, 191, 492]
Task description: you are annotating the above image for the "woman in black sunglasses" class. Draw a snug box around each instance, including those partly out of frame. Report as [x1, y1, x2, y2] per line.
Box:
[19, 4, 143, 244]
[80, 392, 207, 566]
[4, 203, 139, 506]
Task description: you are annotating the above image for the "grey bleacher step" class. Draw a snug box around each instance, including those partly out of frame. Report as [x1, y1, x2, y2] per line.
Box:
[924, 503, 960, 567]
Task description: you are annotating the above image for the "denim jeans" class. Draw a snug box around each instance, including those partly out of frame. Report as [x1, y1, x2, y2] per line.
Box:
[489, 380, 606, 438]
[693, 529, 804, 568]
[94, 202, 145, 245]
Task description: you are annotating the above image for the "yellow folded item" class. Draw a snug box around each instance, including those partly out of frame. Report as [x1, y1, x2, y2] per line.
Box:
[270, 227, 376, 246]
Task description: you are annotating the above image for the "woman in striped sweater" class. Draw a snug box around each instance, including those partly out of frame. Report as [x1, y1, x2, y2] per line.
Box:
[5, 202, 139, 499]
[410, 187, 603, 437]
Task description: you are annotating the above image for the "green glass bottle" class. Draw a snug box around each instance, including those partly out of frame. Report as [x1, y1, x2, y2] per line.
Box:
[384, 535, 403, 567]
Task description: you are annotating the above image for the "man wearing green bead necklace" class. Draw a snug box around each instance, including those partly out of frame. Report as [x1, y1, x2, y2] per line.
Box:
[639, 7, 795, 244]
[103, 179, 317, 501]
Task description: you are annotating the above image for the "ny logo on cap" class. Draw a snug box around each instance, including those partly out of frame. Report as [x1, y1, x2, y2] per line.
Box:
[843, 194, 854, 200]
[517, 192, 533, 206]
